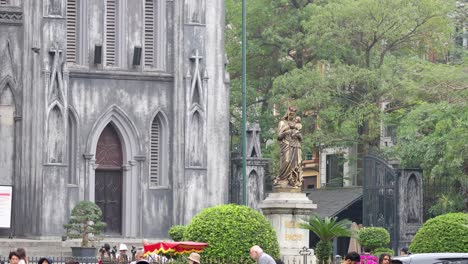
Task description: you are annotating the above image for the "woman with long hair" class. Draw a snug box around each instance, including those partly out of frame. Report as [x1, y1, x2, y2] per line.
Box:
[16, 248, 27, 264]
[378, 253, 391, 264]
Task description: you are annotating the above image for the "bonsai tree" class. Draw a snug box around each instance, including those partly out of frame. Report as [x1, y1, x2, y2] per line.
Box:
[64, 200, 107, 247]
[184, 204, 280, 262]
[300, 216, 352, 264]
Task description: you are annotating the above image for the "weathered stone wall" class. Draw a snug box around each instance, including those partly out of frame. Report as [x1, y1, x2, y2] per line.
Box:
[0, 0, 229, 238]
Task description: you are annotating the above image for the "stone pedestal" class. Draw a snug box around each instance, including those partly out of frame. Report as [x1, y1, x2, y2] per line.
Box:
[260, 192, 317, 263]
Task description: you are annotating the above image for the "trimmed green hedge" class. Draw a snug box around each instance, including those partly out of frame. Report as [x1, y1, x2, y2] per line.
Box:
[184, 204, 280, 261]
[168, 225, 186, 241]
[410, 212, 468, 253]
[358, 227, 390, 251]
[372, 247, 394, 257]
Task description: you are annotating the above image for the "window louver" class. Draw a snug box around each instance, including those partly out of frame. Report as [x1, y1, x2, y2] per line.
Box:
[66, 0, 77, 63]
[150, 119, 160, 186]
[144, 0, 155, 68]
[106, 0, 116, 66]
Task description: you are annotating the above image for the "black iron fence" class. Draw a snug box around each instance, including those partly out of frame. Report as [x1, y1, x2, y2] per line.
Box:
[422, 174, 453, 221]
[0, 256, 318, 264]
[0, 256, 255, 264]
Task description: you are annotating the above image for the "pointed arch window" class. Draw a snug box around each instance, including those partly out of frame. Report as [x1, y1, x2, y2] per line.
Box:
[150, 113, 168, 187]
[68, 110, 78, 184]
[0, 82, 16, 185]
[96, 123, 123, 169]
[248, 170, 260, 208]
[188, 111, 203, 167]
[47, 105, 65, 163]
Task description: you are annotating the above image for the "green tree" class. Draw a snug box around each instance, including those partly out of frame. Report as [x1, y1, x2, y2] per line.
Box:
[225, 0, 467, 214]
[387, 102, 468, 215]
[270, 0, 455, 155]
[300, 216, 352, 264]
[226, 0, 457, 158]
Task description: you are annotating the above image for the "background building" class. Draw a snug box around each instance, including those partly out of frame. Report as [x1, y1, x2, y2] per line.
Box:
[0, 0, 230, 238]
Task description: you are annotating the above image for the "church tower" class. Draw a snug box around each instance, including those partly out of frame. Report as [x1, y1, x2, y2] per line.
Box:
[0, 0, 229, 238]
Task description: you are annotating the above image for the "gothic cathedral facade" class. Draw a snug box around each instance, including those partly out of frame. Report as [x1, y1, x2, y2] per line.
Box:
[0, 0, 230, 238]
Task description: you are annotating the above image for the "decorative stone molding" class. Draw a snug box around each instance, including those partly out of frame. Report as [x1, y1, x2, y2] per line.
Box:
[69, 70, 174, 82]
[0, 6, 22, 25]
[134, 155, 146, 162]
[83, 153, 94, 160]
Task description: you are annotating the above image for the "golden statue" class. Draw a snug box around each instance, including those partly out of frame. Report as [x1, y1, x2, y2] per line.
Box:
[274, 107, 303, 189]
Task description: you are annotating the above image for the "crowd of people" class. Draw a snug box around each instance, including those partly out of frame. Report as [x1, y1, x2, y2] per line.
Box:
[5, 242, 195, 264]
[7, 248, 66, 264]
[6, 244, 409, 264]
[249, 245, 411, 264]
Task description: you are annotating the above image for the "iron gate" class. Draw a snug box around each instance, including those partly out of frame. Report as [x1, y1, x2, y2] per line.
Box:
[363, 154, 398, 252]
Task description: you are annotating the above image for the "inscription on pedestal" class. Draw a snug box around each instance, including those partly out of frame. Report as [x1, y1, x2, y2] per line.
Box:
[285, 233, 303, 241]
[285, 220, 300, 228]
[259, 192, 317, 259]
[284, 220, 303, 241]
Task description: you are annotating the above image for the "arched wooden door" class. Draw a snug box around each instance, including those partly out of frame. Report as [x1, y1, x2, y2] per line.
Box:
[95, 124, 123, 235]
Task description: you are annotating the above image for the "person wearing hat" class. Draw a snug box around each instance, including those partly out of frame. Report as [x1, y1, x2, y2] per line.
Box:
[117, 244, 129, 263]
[188, 252, 201, 264]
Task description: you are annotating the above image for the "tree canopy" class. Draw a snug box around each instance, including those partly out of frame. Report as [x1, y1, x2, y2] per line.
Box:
[226, 0, 467, 214]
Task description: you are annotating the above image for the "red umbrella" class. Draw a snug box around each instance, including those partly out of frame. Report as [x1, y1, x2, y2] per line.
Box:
[144, 241, 209, 256]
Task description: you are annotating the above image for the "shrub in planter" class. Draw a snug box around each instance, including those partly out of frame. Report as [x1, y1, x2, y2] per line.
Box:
[64, 200, 106, 247]
[184, 204, 279, 261]
[168, 225, 186, 241]
[358, 227, 390, 252]
[410, 212, 468, 253]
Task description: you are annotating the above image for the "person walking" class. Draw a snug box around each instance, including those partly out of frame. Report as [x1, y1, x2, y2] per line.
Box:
[344, 252, 361, 264]
[359, 247, 378, 264]
[188, 253, 201, 264]
[117, 244, 129, 263]
[378, 254, 391, 264]
[8, 252, 20, 264]
[249, 246, 276, 264]
[37, 257, 52, 264]
[16, 248, 28, 264]
[399, 247, 409, 256]
[130, 250, 146, 264]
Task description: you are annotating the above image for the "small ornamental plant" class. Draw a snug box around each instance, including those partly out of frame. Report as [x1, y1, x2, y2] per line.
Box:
[64, 200, 107, 247]
[358, 227, 390, 252]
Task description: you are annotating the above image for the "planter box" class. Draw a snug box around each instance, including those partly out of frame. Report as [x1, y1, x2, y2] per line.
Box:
[71, 247, 97, 258]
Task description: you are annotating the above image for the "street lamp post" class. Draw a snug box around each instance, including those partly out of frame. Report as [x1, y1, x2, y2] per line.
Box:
[241, 0, 247, 206]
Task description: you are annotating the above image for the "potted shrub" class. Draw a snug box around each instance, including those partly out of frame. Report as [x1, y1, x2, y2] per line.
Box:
[358, 227, 392, 256]
[64, 200, 107, 257]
